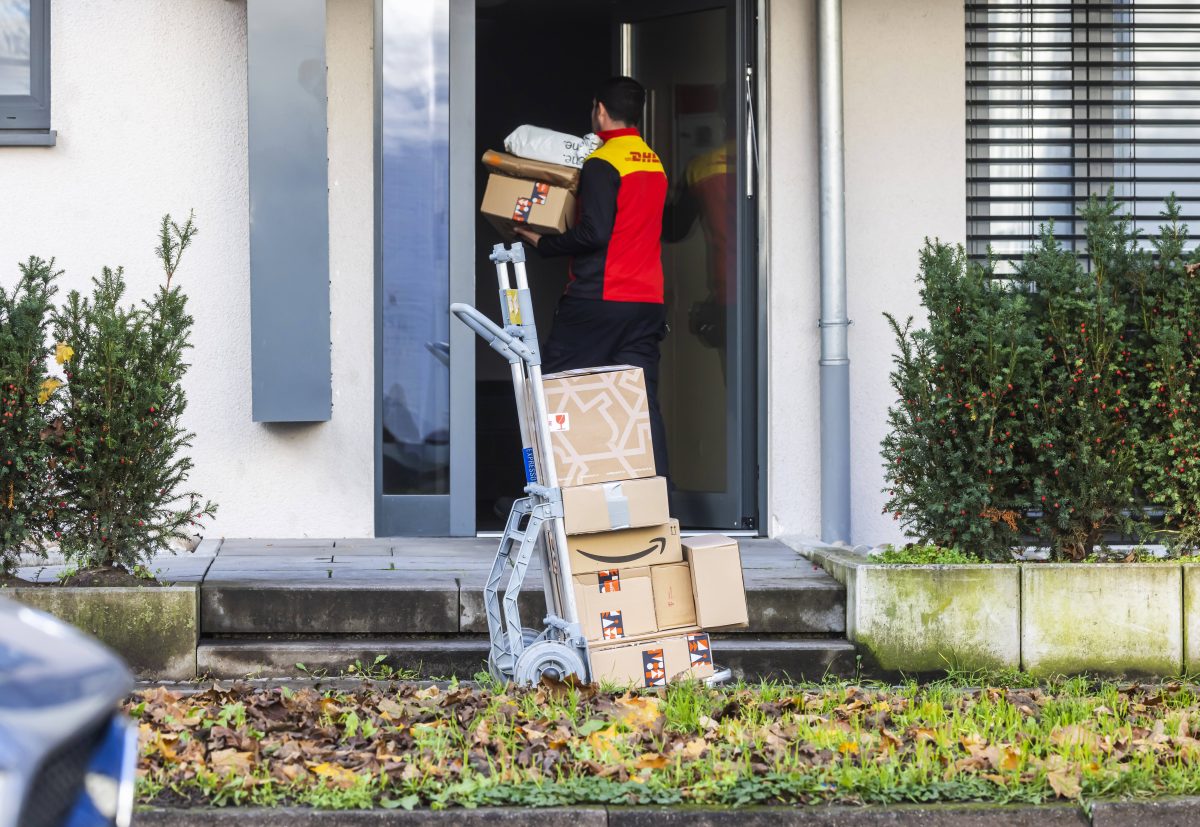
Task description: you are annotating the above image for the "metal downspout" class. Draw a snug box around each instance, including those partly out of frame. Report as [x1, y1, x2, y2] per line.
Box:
[818, 0, 851, 543]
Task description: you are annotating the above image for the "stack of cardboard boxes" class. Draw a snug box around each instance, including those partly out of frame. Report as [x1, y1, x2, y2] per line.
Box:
[544, 364, 749, 687]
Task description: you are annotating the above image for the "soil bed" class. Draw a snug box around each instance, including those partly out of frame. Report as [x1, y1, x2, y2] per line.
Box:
[129, 676, 1200, 811]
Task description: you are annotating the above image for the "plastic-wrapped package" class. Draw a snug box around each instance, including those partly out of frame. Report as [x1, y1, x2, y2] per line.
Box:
[503, 125, 603, 168]
[481, 149, 580, 192]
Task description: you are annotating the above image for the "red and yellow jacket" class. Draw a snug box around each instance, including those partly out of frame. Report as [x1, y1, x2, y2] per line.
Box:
[537, 128, 668, 303]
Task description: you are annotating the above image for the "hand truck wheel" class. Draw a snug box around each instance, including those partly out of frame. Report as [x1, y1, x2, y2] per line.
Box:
[487, 628, 544, 684]
[513, 640, 586, 686]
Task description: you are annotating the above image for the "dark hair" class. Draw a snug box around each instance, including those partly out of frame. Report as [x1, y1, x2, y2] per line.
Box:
[594, 76, 645, 127]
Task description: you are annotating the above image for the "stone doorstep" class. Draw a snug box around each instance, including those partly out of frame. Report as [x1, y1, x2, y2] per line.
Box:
[194, 637, 856, 683]
[129, 800, 1129, 826]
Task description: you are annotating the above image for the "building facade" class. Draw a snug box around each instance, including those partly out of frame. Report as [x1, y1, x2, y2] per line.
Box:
[0, 0, 991, 545]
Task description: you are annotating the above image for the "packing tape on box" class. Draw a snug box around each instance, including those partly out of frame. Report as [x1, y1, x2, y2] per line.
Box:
[603, 482, 632, 529]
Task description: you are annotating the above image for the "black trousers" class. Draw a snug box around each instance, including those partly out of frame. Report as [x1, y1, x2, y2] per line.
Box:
[542, 295, 670, 480]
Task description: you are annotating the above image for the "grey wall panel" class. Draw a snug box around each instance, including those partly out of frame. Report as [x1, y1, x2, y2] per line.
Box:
[247, 0, 332, 422]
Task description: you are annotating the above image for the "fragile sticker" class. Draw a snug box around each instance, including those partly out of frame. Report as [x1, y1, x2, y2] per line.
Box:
[687, 633, 713, 667]
[601, 611, 625, 640]
[547, 412, 570, 432]
[642, 648, 666, 686]
[598, 570, 620, 593]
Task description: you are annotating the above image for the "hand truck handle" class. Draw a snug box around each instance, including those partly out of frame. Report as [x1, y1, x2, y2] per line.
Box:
[450, 302, 534, 364]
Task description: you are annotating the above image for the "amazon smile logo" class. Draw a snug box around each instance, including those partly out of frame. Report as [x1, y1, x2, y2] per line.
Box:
[576, 537, 667, 564]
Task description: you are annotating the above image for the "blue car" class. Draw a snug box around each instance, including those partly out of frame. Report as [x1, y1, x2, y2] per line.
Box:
[0, 596, 138, 827]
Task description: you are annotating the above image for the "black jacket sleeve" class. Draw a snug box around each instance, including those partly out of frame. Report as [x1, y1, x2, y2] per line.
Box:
[536, 158, 620, 257]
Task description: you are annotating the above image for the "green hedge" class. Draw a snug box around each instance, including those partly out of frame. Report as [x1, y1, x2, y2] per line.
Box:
[883, 194, 1200, 561]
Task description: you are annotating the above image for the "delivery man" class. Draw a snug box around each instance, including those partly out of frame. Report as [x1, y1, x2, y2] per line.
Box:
[513, 76, 671, 479]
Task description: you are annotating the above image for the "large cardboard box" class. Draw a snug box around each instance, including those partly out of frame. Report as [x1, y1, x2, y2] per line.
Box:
[542, 365, 655, 488]
[589, 631, 715, 687]
[683, 535, 749, 630]
[568, 519, 681, 576]
[481, 172, 575, 239]
[562, 476, 669, 535]
[571, 567, 657, 642]
[652, 562, 698, 631]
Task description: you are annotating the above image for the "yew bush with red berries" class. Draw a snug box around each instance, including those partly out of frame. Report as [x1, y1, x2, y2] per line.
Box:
[884, 194, 1200, 561]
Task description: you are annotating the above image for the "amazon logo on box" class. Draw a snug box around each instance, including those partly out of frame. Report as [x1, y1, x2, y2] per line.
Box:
[567, 519, 681, 576]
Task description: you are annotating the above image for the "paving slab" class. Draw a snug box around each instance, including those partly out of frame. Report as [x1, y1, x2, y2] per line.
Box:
[197, 638, 491, 680]
[709, 637, 857, 682]
[201, 579, 460, 634]
[134, 807, 607, 826]
[610, 804, 1088, 825]
[1092, 797, 1200, 826]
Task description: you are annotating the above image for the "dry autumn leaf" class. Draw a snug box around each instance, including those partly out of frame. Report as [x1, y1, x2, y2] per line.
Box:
[1046, 769, 1082, 799]
[310, 762, 361, 789]
[634, 752, 669, 769]
[210, 748, 253, 775]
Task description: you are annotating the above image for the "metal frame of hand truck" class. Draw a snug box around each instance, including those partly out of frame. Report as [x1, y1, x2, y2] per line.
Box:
[451, 242, 731, 687]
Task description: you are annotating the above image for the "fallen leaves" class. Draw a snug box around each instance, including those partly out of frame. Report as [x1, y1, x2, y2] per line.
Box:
[125, 678, 1200, 811]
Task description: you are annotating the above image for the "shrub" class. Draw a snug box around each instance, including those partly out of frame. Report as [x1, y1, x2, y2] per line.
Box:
[1127, 197, 1200, 552]
[49, 214, 216, 572]
[0, 258, 60, 574]
[882, 242, 1040, 561]
[883, 193, 1200, 561]
[1019, 199, 1141, 559]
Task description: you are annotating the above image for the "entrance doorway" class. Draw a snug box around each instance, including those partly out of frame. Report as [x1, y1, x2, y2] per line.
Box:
[472, 0, 759, 531]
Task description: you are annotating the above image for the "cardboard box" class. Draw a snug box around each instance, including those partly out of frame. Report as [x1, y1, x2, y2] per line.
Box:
[561, 476, 669, 535]
[481, 149, 580, 192]
[652, 562, 698, 630]
[568, 519, 681, 576]
[589, 631, 715, 687]
[571, 567, 657, 642]
[683, 535, 749, 629]
[542, 365, 655, 488]
[481, 172, 576, 239]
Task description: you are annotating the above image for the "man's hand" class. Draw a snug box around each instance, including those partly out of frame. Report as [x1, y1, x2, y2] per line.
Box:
[513, 227, 542, 248]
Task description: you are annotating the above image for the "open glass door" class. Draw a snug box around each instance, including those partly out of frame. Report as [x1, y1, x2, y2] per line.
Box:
[618, 0, 759, 530]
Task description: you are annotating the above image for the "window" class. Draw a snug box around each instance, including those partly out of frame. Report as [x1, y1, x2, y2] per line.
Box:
[967, 1, 1200, 270]
[0, 0, 53, 145]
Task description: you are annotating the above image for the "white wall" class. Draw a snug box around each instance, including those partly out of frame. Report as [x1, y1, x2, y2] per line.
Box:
[0, 0, 376, 539]
[843, 0, 965, 545]
[764, 0, 965, 545]
[764, 0, 822, 540]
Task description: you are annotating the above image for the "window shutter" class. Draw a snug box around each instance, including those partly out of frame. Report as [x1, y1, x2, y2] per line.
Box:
[967, 1, 1200, 270]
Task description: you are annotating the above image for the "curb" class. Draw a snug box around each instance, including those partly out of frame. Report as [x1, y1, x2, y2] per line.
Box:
[135, 799, 1200, 826]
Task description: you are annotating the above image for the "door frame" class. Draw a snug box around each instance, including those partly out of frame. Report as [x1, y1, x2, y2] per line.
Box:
[617, 0, 763, 531]
[374, 0, 769, 537]
[374, 0, 476, 537]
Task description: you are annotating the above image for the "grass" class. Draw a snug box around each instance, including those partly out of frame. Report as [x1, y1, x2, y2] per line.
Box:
[129, 674, 1200, 811]
[873, 544, 979, 565]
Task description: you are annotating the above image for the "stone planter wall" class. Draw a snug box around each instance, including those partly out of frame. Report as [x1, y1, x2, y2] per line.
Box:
[7, 585, 199, 680]
[806, 548, 1189, 678]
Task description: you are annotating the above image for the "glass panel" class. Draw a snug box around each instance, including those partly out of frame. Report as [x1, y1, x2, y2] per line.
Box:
[645, 8, 734, 500]
[381, 1, 451, 495]
[0, 0, 31, 96]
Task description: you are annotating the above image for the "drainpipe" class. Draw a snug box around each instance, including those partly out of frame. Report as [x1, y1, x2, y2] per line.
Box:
[818, 0, 851, 544]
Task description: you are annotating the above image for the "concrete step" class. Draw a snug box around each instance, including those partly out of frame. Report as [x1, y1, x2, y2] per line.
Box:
[196, 636, 857, 683]
[199, 541, 846, 637]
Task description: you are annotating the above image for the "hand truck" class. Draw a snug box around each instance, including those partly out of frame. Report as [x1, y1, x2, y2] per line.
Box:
[452, 242, 732, 687]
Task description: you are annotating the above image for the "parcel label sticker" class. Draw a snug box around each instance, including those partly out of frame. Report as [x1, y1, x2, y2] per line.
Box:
[547, 413, 570, 432]
[601, 611, 625, 640]
[687, 633, 713, 667]
[598, 570, 620, 593]
[642, 648, 666, 687]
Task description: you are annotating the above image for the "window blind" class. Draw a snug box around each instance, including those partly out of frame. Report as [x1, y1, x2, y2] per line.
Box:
[967, 1, 1200, 271]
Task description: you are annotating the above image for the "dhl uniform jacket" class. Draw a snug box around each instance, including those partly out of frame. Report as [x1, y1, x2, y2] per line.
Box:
[536, 128, 668, 303]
